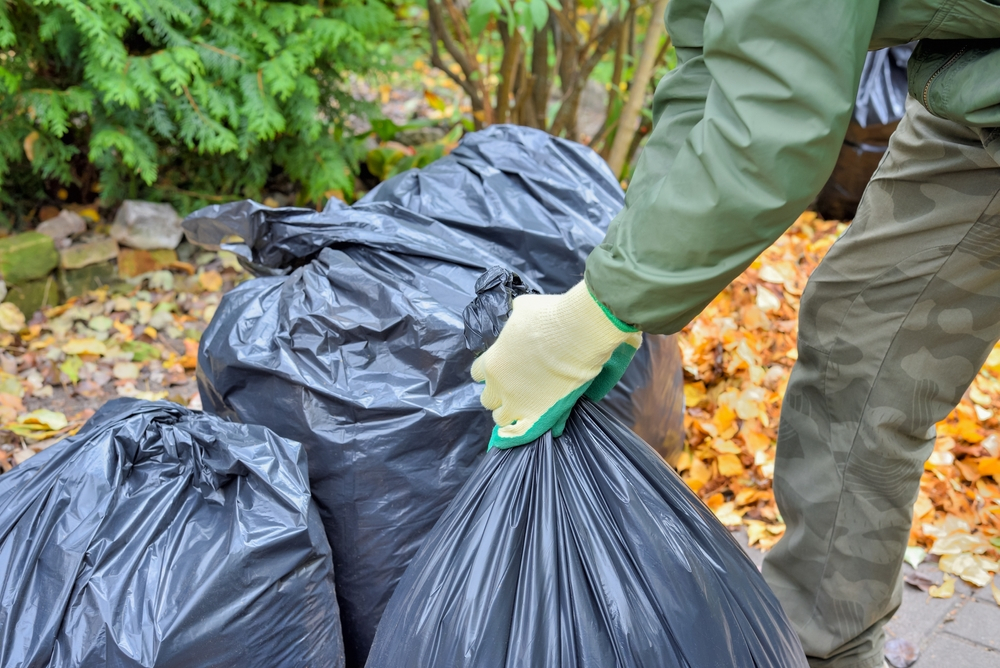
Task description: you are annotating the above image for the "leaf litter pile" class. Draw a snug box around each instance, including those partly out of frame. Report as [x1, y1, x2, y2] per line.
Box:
[0, 250, 247, 471]
[676, 212, 1000, 602]
[1, 210, 997, 603]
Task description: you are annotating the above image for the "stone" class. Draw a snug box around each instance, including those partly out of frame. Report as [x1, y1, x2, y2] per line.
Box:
[117, 248, 179, 278]
[4, 276, 60, 316]
[58, 262, 118, 299]
[0, 232, 59, 285]
[111, 200, 183, 250]
[36, 210, 87, 248]
[59, 238, 120, 270]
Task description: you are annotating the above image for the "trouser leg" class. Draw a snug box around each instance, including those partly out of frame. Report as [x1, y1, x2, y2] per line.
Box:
[762, 97, 1000, 668]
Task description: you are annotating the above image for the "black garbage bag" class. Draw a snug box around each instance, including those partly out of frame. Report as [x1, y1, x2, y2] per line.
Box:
[367, 400, 807, 668]
[0, 399, 344, 668]
[184, 125, 684, 666]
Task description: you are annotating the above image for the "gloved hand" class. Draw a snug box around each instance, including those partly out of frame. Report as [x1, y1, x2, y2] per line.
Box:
[471, 280, 642, 450]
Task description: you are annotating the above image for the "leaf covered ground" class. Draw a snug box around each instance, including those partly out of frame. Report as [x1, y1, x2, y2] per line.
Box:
[0, 250, 247, 470]
[676, 212, 1000, 599]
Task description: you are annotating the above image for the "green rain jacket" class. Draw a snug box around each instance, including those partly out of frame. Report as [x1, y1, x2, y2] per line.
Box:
[585, 0, 1000, 334]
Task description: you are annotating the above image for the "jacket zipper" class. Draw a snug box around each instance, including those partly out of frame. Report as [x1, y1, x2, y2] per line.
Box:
[922, 46, 968, 112]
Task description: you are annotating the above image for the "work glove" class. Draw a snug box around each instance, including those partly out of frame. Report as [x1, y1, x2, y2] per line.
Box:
[471, 280, 642, 450]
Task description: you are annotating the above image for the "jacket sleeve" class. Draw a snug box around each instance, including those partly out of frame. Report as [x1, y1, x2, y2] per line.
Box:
[585, 0, 879, 334]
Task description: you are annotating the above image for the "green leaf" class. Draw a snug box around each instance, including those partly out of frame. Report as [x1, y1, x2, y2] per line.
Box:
[59, 355, 83, 383]
[529, 0, 549, 30]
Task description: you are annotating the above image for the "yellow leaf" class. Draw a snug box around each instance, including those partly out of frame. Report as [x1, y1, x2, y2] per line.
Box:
[929, 532, 991, 556]
[62, 338, 107, 356]
[717, 453, 745, 477]
[199, 270, 223, 292]
[713, 439, 743, 455]
[913, 493, 934, 520]
[685, 456, 711, 492]
[970, 386, 992, 407]
[939, 553, 996, 587]
[713, 501, 746, 527]
[424, 89, 446, 111]
[17, 409, 68, 431]
[674, 450, 691, 473]
[684, 382, 707, 407]
[78, 206, 100, 223]
[929, 575, 955, 599]
[0, 303, 25, 333]
[112, 362, 141, 380]
[979, 457, 1000, 478]
[23, 131, 39, 162]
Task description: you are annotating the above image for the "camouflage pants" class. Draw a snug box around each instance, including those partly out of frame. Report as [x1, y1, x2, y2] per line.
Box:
[762, 97, 1000, 668]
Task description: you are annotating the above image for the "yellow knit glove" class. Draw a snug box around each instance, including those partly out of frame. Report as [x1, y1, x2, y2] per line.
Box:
[471, 280, 642, 449]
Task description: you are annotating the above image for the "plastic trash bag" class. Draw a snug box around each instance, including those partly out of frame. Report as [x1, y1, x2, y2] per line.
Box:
[0, 399, 344, 668]
[367, 399, 808, 668]
[854, 45, 914, 128]
[183, 125, 684, 666]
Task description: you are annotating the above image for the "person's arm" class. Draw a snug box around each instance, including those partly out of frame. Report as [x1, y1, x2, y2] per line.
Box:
[586, 0, 879, 334]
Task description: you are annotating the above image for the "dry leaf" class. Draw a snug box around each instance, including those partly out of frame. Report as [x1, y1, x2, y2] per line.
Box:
[199, 270, 223, 292]
[112, 362, 141, 380]
[16, 409, 68, 431]
[62, 338, 108, 356]
[929, 575, 955, 598]
[929, 532, 991, 555]
[0, 303, 25, 333]
[938, 553, 997, 587]
[904, 546, 927, 569]
[717, 453, 745, 477]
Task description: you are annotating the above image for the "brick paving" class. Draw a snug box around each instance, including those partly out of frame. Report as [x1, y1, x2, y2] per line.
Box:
[734, 529, 1000, 668]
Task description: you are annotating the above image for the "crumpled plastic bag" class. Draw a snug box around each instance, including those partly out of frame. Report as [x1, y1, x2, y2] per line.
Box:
[0, 398, 344, 668]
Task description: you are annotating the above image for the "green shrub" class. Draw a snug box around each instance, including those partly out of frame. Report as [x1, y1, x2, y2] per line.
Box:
[0, 0, 395, 214]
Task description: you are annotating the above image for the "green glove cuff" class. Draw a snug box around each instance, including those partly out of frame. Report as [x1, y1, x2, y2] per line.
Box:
[487, 341, 639, 450]
[587, 285, 639, 333]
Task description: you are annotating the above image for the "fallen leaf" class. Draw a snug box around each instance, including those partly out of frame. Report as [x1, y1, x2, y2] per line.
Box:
[904, 546, 927, 569]
[87, 315, 113, 332]
[112, 362, 140, 380]
[929, 531, 991, 555]
[903, 570, 937, 592]
[16, 408, 68, 431]
[60, 355, 83, 383]
[62, 338, 107, 356]
[0, 303, 25, 333]
[713, 501, 746, 527]
[717, 453, 745, 477]
[884, 637, 920, 668]
[938, 552, 997, 587]
[979, 457, 1000, 478]
[929, 575, 955, 598]
[199, 270, 223, 292]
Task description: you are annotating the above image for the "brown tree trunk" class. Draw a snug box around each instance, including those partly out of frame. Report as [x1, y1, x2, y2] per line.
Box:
[607, 0, 669, 177]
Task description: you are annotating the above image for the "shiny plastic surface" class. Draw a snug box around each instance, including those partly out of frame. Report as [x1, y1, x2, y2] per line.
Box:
[0, 399, 344, 667]
[183, 125, 684, 666]
[854, 45, 914, 128]
[368, 400, 808, 668]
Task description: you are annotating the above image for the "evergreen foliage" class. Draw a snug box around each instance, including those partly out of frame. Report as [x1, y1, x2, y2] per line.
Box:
[0, 0, 394, 212]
